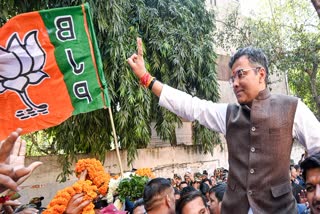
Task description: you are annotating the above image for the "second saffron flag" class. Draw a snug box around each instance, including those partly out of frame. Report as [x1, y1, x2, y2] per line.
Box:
[0, 3, 110, 139]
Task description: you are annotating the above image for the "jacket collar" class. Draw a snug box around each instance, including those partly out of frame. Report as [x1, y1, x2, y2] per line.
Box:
[240, 88, 270, 111]
[255, 88, 271, 100]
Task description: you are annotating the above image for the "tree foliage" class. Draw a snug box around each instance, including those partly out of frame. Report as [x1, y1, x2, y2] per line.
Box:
[0, 0, 220, 181]
[215, 0, 320, 118]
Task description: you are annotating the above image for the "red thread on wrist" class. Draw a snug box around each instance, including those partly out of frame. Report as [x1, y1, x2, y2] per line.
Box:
[140, 73, 151, 87]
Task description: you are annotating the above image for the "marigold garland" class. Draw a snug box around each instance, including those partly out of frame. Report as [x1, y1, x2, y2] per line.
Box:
[43, 180, 97, 214]
[44, 158, 111, 214]
[75, 158, 111, 195]
[135, 168, 155, 178]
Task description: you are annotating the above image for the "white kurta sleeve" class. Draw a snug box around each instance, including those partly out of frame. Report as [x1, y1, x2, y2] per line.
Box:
[293, 99, 320, 155]
[159, 84, 228, 135]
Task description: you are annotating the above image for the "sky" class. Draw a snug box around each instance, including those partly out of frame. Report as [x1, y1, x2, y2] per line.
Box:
[239, 0, 265, 17]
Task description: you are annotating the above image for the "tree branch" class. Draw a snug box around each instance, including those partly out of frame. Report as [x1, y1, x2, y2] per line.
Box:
[311, 0, 320, 19]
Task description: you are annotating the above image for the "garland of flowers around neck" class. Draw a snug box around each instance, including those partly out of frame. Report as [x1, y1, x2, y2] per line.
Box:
[43, 158, 111, 214]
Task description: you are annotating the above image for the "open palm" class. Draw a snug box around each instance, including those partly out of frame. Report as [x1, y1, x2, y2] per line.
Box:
[0, 129, 42, 193]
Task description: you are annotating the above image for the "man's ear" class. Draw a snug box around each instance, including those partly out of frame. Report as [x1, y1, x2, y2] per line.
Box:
[165, 194, 170, 204]
[165, 194, 173, 208]
[259, 67, 267, 83]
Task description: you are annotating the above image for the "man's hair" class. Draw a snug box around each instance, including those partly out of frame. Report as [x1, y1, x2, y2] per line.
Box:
[180, 186, 197, 197]
[174, 187, 180, 195]
[133, 198, 144, 210]
[209, 183, 227, 202]
[143, 177, 172, 211]
[200, 182, 210, 196]
[294, 164, 301, 171]
[202, 178, 212, 186]
[174, 173, 182, 180]
[179, 181, 188, 188]
[289, 164, 295, 171]
[301, 152, 320, 181]
[176, 190, 207, 214]
[93, 197, 108, 209]
[229, 47, 269, 84]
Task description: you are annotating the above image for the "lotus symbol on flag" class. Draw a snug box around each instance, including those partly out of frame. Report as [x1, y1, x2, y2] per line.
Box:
[0, 30, 49, 120]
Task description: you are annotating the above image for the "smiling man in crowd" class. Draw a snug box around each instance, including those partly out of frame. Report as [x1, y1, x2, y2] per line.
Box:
[301, 152, 320, 214]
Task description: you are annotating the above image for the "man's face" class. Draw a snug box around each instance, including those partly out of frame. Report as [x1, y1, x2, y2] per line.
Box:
[181, 196, 210, 214]
[204, 180, 211, 188]
[297, 168, 302, 176]
[175, 177, 182, 185]
[230, 56, 265, 106]
[306, 168, 320, 213]
[175, 193, 181, 201]
[192, 181, 201, 189]
[180, 183, 188, 190]
[208, 192, 220, 214]
[291, 168, 298, 179]
[210, 177, 216, 186]
[185, 173, 191, 182]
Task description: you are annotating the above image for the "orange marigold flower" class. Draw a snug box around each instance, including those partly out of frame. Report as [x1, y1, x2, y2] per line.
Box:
[74, 158, 111, 196]
[65, 186, 76, 196]
[53, 205, 66, 212]
[51, 197, 69, 206]
[82, 202, 95, 213]
[98, 183, 108, 195]
[135, 168, 155, 178]
[45, 158, 113, 213]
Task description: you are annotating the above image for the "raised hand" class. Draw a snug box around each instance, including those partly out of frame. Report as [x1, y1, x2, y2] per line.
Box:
[127, 37, 147, 79]
[298, 189, 308, 205]
[127, 38, 163, 97]
[0, 128, 42, 193]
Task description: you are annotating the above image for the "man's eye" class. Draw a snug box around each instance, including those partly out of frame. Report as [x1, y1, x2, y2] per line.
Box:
[200, 209, 206, 214]
[306, 185, 315, 192]
[237, 70, 244, 78]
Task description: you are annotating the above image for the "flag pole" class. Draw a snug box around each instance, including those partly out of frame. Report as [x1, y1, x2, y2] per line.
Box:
[108, 107, 124, 177]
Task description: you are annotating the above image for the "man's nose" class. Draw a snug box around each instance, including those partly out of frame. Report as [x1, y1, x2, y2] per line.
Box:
[232, 77, 240, 88]
[315, 184, 320, 200]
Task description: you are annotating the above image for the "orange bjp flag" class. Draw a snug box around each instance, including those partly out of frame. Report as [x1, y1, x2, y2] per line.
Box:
[0, 4, 110, 140]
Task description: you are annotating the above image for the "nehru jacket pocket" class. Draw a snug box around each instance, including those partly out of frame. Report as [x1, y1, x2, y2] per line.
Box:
[270, 181, 291, 198]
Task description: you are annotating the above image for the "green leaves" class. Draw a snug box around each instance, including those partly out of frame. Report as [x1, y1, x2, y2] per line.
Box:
[216, 0, 320, 118]
[117, 175, 149, 201]
[1, 0, 220, 181]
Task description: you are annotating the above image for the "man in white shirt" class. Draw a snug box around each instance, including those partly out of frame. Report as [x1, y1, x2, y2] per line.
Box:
[127, 38, 320, 213]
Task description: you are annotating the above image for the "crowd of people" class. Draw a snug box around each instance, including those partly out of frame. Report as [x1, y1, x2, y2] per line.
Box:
[128, 155, 320, 214]
[0, 131, 318, 214]
[0, 128, 230, 214]
[0, 129, 316, 214]
[141, 169, 228, 214]
[129, 162, 315, 214]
